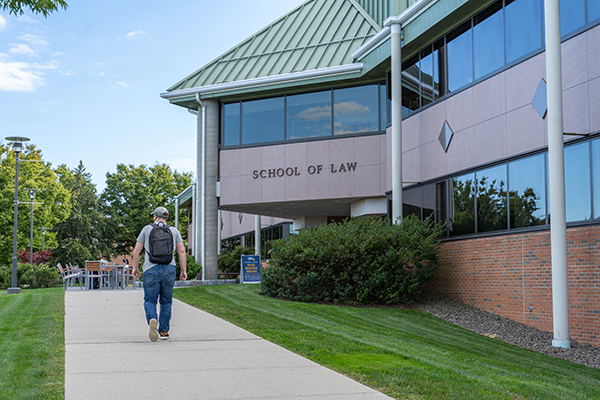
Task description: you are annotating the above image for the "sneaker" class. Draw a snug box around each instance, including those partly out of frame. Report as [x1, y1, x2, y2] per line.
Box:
[159, 331, 169, 340]
[149, 318, 158, 342]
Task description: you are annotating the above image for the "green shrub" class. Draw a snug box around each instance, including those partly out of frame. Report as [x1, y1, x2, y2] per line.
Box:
[0, 263, 61, 289]
[177, 254, 202, 280]
[261, 216, 445, 305]
[218, 245, 253, 274]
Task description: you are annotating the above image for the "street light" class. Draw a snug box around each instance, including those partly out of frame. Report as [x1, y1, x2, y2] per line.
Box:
[27, 189, 40, 264]
[5, 136, 30, 295]
[41, 227, 48, 251]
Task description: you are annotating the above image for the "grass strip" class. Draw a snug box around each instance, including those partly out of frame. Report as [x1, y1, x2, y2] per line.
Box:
[175, 284, 600, 400]
[0, 288, 65, 400]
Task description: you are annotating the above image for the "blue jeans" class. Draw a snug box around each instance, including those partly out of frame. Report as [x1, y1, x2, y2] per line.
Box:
[143, 264, 176, 333]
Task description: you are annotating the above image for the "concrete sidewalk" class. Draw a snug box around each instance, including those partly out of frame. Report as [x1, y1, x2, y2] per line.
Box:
[65, 289, 394, 400]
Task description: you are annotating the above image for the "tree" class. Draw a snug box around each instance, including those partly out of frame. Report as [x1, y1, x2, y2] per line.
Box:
[101, 163, 193, 255]
[0, 143, 70, 265]
[0, 0, 68, 17]
[53, 161, 114, 267]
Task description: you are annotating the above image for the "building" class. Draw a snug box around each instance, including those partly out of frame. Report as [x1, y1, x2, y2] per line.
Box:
[162, 0, 600, 347]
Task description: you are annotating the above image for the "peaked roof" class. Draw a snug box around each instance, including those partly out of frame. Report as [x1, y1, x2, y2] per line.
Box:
[167, 0, 380, 94]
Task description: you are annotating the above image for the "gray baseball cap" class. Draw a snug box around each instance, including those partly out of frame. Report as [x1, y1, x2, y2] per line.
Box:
[151, 206, 169, 219]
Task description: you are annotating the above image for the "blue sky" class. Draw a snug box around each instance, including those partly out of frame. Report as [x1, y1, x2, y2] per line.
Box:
[0, 0, 305, 191]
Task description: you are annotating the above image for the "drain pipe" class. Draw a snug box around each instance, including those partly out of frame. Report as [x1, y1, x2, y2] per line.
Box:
[544, 0, 570, 349]
[196, 93, 207, 281]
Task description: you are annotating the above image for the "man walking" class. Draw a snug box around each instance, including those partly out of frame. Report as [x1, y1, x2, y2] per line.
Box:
[132, 206, 187, 342]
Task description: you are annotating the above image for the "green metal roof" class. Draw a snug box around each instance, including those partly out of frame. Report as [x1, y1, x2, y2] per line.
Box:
[167, 0, 382, 95]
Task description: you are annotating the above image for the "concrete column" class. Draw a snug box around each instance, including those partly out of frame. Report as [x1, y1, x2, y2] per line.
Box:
[255, 215, 261, 256]
[544, 0, 570, 349]
[391, 22, 403, 224]
[204, 99, 220, 280]
[195, 108, 202, 262]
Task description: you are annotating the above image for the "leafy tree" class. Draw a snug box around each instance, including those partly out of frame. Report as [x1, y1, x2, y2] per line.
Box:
[101, 163, 193, 255]
[53, 161, 114, 267]
[0, 143, 70, 265]
[0, 0, 68, 17]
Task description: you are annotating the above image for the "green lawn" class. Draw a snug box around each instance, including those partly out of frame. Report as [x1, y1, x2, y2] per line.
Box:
[175, 285, 600, 400]
[0, 288, 64, 400]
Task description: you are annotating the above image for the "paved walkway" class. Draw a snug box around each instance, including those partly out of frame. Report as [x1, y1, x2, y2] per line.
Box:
[65, 288, 394, 400]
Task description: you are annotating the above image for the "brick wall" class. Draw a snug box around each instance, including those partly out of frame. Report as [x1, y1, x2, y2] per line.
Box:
[429, 224, 600, 347]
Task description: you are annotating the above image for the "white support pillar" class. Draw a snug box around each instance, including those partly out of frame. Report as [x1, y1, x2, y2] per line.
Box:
[255, 215, 261, 256]
[217, 209, 222, 254]
[391, 22, 403, 224]
[545, 0, 570, 349]
[174, 197, 179, 230]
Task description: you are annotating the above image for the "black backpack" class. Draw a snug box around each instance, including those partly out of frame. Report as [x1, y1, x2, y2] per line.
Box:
[148, 223, 174, 264]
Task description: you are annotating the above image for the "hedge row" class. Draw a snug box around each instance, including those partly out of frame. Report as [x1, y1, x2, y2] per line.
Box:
[0, 263, 62, 289]
[261, 216, 445, 305]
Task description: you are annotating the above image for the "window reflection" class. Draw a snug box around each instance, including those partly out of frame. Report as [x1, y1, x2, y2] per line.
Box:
[593, 140, 600, 219]
[223, 102, 240, 147]
[435, 180, 447, 225]
[560, 0, 586, 36]
[476, 165, 508, 232]
[420, 46, 436, 106]
[473, 2, 504, 80]
[447, 21, 473, 92]
[590, 0, 600, 22]
[380, 84, 390, 129]
[564, 142, 591, 222]
[449, 173, 475, 235]
[508, 154, 546, 228]
[403, 187, 422, 218]
[402, 55, 421, 115]
[286, 91, 331, 140]
[423, 184, 435, 220]
[241, 97, 284, 144]
[333, 85, 379, 135]
[505, 0, 542, 63]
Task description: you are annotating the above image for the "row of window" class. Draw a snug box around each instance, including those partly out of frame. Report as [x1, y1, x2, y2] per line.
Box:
[402, 136, 600, 236]
[402, 0, 600, 114]
[222, 84, 387, 147]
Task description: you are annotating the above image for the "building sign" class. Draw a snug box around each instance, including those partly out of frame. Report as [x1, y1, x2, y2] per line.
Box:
[241, 254, 261, 284]
[252, 162, 357, 179]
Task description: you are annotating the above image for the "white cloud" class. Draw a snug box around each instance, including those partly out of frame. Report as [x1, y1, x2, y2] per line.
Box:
[58, 69, 76, 76]
[122, 30, 147, 39]
[166, 157, 195, 173]
[109, 81, 130, 88]
[0, 60, 58, 92]
[0, 15, 8, 32]
[91, 71, 106, 76]
[9, 43, 37, 57]
[17, 15, 39, 24]
[18, 34, 49, 48]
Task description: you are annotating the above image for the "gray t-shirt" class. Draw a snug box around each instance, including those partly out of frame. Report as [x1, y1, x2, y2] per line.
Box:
[137, 222, 183, 271]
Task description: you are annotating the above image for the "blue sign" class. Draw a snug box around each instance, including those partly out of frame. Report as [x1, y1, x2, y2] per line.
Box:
[241, 255, 261, 284]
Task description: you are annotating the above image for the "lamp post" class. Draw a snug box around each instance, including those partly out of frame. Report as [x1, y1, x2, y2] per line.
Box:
[28, 189, 37, 264]
[41, 227, 48, 251]
[5, 136, 30, 295]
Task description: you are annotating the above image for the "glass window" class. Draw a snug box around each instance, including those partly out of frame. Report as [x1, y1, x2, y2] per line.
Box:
[564, 142, 591, 222]
[447, 21, 473, 92]
[422, 183, 435, 221]
[476, 165, 508, 232]
[449, 173, 475, 235]
[333, 85, 379, 135]
[380, 84, 389, 129]
[403, 187, 422, 218]
[590, 0, 600, 22]
[241, 97, 284, 144]
[433, 39, 445, 98]
[560, 0, 586, 36]
[420, 46, 435, 106]
[402, 56, 421, 115]
[505, 0, 543, 64]
[508, 154, 547, 228]
[473, 2, 504, 80]
[223, 102, 240, 147]
[286, 91, 332, 140]
[593, 139, 600, 219]
[435, 180, 447, 225]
